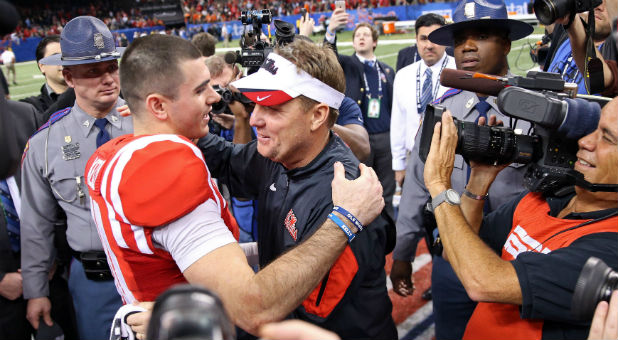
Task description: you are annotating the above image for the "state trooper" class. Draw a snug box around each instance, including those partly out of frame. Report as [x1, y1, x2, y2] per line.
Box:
[391, 0, 535, 339]
[20, 16, 132, 340]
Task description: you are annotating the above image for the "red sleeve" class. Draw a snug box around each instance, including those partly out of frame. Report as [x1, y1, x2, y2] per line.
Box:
[112, 138, 214, 227]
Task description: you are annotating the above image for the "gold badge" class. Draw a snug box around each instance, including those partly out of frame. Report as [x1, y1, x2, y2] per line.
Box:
[64, 136, 72, 143]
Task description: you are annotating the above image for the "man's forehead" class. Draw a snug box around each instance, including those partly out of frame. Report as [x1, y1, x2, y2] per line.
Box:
[454, 26, 507, 39]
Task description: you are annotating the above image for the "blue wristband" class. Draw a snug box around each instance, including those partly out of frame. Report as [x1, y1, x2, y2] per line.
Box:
[326, 27, 334, 36]
[332, 206, 364, 232]
[328, 213, 355, 243]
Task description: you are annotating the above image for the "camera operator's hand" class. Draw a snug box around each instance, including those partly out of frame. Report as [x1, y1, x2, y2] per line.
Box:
[588, 290, 618, 340]
[211, 113, 235, 130]
[467, 115, 510, 191]
[390, 259, 414, 297]
[127, 301, 154, 340]
[424, 111, 457, 197]
[298, 13, 315, 37]
[332, 161, 384, 228]
[328, 8, 349, 34]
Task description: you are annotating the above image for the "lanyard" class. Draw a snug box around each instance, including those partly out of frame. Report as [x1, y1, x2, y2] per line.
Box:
[362, 61, 383, 99]
[416, 57, 448, 111]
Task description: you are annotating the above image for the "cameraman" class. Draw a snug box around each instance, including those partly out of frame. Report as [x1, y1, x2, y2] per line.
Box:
[423, 96, 618, 339]
[545, 0, 617, 96]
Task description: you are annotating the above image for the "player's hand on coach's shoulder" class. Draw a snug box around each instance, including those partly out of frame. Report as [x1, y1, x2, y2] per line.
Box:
[331, 161, 384, 227]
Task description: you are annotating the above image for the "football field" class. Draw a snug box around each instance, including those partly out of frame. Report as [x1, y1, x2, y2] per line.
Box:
[6, 26, 544, 101]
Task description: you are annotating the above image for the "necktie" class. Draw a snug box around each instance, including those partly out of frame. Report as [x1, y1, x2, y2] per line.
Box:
[365, 60, 375, 68]
[94, 118, 111, 147]
[0, 180, 20, 252]
[474, 98, 491, 124]
[419, 67, 433, 113]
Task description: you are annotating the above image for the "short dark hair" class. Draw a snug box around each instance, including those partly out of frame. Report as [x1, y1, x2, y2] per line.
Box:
[36, 35, 60, 63]
[120, 34, 203, 115]
[191, 32, 217, 57]
[415, 13, 446, 33]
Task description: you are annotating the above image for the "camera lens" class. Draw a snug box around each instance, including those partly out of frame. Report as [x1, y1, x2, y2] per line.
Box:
[572, 257, 618, 320]
[533, 0, 572, 25]
[456, 121, 520, 165]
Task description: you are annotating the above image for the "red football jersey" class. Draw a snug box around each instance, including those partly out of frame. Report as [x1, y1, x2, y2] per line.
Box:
[85, 134, 239, 303]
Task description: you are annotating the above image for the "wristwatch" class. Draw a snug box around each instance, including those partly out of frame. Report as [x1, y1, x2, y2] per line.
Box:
[430, 189, 461, 212]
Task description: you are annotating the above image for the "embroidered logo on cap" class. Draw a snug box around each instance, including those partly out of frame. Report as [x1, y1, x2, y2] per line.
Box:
[284, 209, 298, 241]
[262, 58, 279, 75]
[94, 33, 105, 49]
[257, 95, 272, 102]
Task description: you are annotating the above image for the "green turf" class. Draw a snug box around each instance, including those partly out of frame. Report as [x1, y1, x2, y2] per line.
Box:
[6, 26, 545, 101]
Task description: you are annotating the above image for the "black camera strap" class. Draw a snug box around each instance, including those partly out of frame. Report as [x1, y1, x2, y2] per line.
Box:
[581, 14, 605, 94]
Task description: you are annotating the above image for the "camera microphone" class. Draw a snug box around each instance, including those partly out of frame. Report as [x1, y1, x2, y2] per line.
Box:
[224, 51, 240, 65]
[440, 69, 579, 97]
[440, 69, 506, 96]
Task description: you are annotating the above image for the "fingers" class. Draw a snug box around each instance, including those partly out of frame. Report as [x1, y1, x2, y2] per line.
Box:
[43, 310, 53, 327]
[333, 161, 344, 181]
[589, 301, 608, 339]
[27, 312, 40, 330]
[605, 290, 618, 339]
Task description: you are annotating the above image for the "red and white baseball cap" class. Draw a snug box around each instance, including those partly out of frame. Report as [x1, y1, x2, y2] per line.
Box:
[231, 53, 345, 109]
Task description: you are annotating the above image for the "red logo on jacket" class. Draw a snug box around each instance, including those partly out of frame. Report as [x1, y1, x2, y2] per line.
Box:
[284, 209, 298, 241]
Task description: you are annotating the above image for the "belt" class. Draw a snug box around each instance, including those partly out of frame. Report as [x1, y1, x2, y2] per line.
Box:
[72, 250, 114, 281]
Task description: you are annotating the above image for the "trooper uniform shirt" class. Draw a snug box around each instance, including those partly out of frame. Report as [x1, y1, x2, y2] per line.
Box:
[393, 88, 532, 261]
[20, 100, 133, 299]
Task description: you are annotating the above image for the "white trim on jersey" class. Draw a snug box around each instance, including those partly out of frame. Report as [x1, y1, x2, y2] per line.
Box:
[151, 198, 237, 272]
[99, 134, 211, 254]
[90, 197, 136, 303]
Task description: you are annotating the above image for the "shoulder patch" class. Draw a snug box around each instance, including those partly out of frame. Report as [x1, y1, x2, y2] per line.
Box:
[22, 107, 72, 161]
[31, 107, 72, 138]
[432, 88, 462, 105]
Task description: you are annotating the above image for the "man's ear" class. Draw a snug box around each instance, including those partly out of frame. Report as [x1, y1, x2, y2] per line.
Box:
[310, 103, 330, 132]
[145, 94, 169, 121]
[62, 68, 74, 88]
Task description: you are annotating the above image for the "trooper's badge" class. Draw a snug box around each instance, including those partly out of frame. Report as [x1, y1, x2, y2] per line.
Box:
[93, 33, 105, 49]
[62, 143, 81, 161]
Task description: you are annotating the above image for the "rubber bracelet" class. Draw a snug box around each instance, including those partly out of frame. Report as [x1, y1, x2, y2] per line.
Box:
[333, 206, 364, 232]
[462, 189, 488, 201]
[326, 27, 334, 36]
[328, 213, 355, 243]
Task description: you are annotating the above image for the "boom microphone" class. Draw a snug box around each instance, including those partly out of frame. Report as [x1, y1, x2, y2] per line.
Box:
[440, 69, 579, 97]
[224, 51, 240, 65]
[440, 69, 506, 96]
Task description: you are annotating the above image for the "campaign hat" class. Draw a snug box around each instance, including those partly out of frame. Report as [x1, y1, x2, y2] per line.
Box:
[429, 0, 534, 46]
[40, 16, 124, 66]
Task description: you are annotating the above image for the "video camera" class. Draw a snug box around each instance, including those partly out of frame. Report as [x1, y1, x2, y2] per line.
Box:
[147, 285, 236, 340]
[533, 0, 601, 25]
[572, 257, 618, 320]
[211, 85, 253, 115]
[226, 9, 296, 71]
[419, 70, 617, 195]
